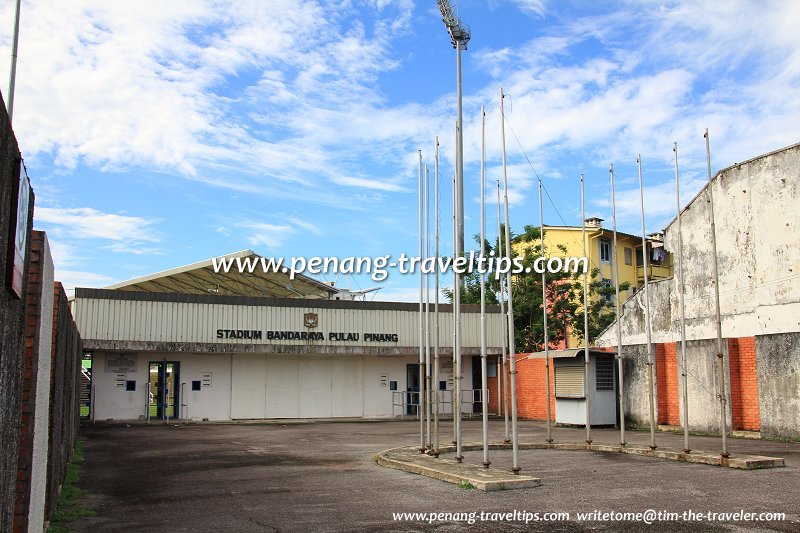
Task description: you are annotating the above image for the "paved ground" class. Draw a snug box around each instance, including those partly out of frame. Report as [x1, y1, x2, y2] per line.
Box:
[73, 419, 799, 532]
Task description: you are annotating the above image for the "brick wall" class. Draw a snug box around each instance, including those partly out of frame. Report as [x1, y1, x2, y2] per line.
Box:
[655, 342, 680, 426]
[515, 358, 555, 421]
[728, 337, 760, 431]
[510, 339, 766, 433]
[45, 282, 82, 520]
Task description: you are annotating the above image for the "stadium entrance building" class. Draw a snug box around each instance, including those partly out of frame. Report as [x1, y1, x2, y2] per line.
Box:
[73, 251, 504, 421]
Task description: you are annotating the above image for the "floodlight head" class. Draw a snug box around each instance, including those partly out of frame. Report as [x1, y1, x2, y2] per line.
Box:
[437, 0, 471, 49]
[447, 20, 471, 49]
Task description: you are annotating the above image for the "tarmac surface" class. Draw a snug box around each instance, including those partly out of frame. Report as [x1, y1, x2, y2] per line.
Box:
[73, 419, 799, 532]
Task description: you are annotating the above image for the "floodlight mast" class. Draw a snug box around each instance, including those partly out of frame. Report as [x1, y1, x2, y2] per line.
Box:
[437, 0, 471, 255]
[438, 0, 470, 463]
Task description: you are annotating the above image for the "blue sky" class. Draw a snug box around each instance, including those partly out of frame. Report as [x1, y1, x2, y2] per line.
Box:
[1, 0, 798, 300]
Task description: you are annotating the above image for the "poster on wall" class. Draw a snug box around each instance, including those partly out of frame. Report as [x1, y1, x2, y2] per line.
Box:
[5, 158, 30, 299]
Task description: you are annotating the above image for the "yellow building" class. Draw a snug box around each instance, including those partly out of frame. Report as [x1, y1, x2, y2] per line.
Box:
[514, 217, 672, 347]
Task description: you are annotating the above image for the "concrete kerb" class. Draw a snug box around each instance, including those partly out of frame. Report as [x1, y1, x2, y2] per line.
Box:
[377, 441, 785, 491]
[377, 445, 542, 491]
[525, 442, 786, 469]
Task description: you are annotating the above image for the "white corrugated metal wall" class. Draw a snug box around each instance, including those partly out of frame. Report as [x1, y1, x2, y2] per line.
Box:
[73, 297, 504, 349]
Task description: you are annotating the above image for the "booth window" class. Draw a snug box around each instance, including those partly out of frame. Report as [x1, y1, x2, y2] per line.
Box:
[596, 358, 614, 391]
[555, 365, 584, 398]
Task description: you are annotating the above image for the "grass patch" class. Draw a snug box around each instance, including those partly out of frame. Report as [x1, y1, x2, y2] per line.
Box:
[48, 437, 95, 533]
[457, 480, 476, 490]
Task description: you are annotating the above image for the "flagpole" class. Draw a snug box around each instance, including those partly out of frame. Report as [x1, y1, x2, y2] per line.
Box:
[434, 137, 441, 457]
[673, 143, 690, 453]
[609, 164, 627, 446]
[418, 150, 425, 453]
[500, 87, 520, 474]
[539, 180, 553, 443]
[705, 129, 729, 457]
[452, 169, 458, 447]
[496, 180, 510, 444]
[638, 154, 657, 450]
[479, 106, 490, 467]
[581, 174, 592, 444]
[425, 165, 432, 450]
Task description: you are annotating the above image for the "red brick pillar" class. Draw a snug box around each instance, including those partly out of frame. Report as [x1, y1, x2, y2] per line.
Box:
[728, 337, 760, 431]
[655, 342, 680, 426]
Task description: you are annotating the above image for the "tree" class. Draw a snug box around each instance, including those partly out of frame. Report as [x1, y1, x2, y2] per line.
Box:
[445, 225, 629, 352]
[442, 232, 499, 306]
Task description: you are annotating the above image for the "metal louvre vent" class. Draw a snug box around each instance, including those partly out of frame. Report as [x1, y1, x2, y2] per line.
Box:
[555, 365, 584, 398]
[596, 358, 614, 391]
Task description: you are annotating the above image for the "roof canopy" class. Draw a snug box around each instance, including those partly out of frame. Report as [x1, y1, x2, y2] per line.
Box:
[104, 250, 338, 299]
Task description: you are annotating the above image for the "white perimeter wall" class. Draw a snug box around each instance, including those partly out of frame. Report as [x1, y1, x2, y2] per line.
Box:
[29, 235, 54, 533]
[597, 142, 800, 346]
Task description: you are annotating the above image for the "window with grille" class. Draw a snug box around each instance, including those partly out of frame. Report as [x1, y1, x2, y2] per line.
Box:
[624, 247, 633, 266]
[600, 239, 611, 262]
[595, 358, 614, 391]
[555, 365, 584, 398]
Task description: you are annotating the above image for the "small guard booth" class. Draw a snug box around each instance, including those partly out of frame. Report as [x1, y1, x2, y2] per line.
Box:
[526, 349, 618, 427]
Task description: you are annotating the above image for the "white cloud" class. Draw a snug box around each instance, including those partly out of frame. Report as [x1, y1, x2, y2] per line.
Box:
[39, 234, 117, 292]
[461, 0, 800, 227]
[511, 0, 547, 18]
[332, 175, 407, 192]
[286, 216, 324, 236]
[46, 240, 79, 269]
[105, 243, 164, 255]
[239, 222, 297, 250]
[55, 270, 115, 294]
[592, 175, 709, 231]
[0, 0, 427, 199]
[35, 206, 159, 243]
[371, 286, 449, 303]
